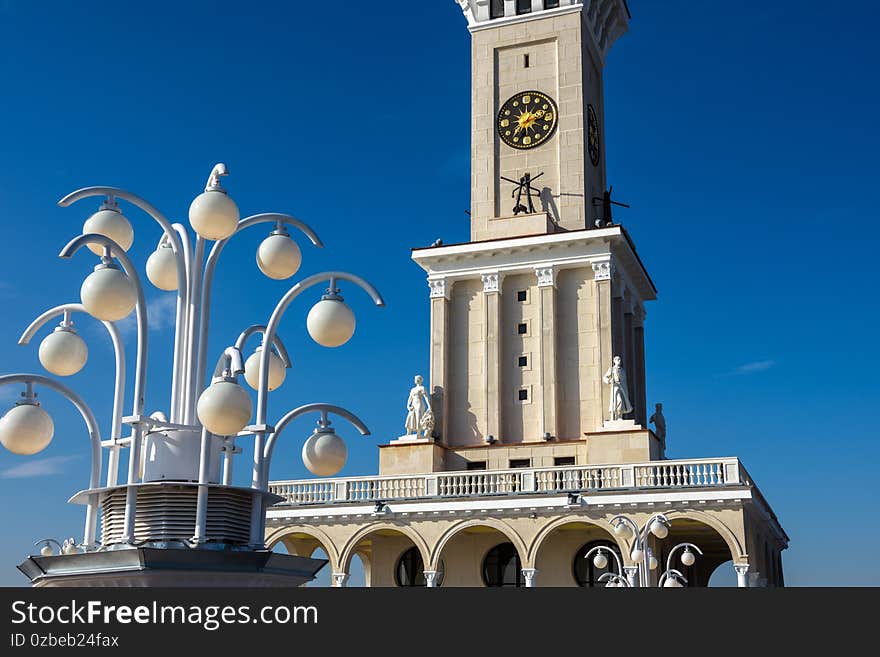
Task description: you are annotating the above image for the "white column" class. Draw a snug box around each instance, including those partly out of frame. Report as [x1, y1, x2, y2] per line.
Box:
[331, 573, 350, 588]
[734, 564, 750, 588]
[423, 570, 439, 588]
[624, 566, 639, 588]
[522, 568, 537, 588]
[482, 272, 502, 442]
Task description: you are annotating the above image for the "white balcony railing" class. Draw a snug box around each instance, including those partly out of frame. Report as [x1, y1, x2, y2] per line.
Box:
[268, 457, 744, 507]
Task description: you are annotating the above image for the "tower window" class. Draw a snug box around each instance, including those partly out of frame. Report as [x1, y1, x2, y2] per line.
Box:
[554, 456, 576, 467]
[490, 0, 504, 19]
[466, 461, 487, 471]
[509, 458, 531, 468]
[545, 0, 560, 9]
[517, 323, 528, 335]
[516, 0, 532, 15]
[517, 289, 528, 302]
[518, 355, 528, 367]
[518, 389, 529, 401]
[523, 54, 530, 69]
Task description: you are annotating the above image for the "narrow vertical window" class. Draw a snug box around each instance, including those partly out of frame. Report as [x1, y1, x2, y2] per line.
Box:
[490, 0, 505, 19]
[516, 0, 532, 16]
[523, 54, 530, 69]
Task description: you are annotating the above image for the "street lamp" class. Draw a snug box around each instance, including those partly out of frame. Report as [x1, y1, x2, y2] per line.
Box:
[610, 512, 672, 587]
[657, 542, 703, 588]
[4, 163, 385, 587]
[583, 544, 630, 588]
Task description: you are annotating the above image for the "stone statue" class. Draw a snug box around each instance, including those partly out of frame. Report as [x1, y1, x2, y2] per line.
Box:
[649, 403, 666, 443]
[405, 375, 432, 438]
[602, 355, 633, 420]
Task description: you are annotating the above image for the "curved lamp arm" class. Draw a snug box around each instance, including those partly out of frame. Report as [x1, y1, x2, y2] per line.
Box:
[658, 568, 688, 587]
[256, 271, 385, 427]
[597, 572, 631, 588]
[234, 325, 292, 368]
[211, 346, 246, 380]
[58, 187, 190, 422]
[260, 403, 370, 488]
[18, 302, 125, 443]
[583, 544, 625, 577]
[195, 213, 324, 397]
[664, 542, 703, 574]
[59, 234, 148, 417]
[0, 373, 102, 547]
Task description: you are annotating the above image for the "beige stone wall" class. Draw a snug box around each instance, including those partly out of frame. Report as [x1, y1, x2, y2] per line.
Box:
[448, 279, 484, 445]
[556, 266, 602, 437]
[501, 273, 540, 442]
[470, 10, 606, 240]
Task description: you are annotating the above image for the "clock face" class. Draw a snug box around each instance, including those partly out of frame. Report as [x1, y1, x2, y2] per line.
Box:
[497, 91, 558, 150]
[587, 104, 600, 165]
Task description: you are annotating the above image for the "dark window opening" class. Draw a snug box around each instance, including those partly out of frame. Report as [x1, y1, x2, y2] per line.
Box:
[518, 389, 529, 401]
[554, 456, 576, 466]
[574, 540, 622, 587]
[523, 54, 530, 69]
[516, 0, 532, 15]
[517, 290, 528, 302]
[517, 323, 528, 335]
[545, 0, 561, 9]
[490, 0, 505, 19]
[509, 458, 531, 469]
[396, 547, 444, 587]
[466, 461, 487, 471]
[483, 543, 523, 587]
[518, 355, 528, 367]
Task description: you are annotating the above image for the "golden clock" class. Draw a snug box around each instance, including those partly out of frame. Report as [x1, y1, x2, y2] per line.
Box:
[497, 91, 558, 150]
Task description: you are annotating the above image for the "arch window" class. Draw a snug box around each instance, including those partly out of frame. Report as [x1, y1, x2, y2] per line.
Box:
[395, 547, 444, 587]
[573, 540, 622, 587]
[482, 542, 523, 587]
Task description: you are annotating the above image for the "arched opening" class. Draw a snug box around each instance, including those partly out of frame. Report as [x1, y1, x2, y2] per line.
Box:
[532, 520, 623, 587]
[483, 542, 523, 587]
[432, 521, 528, 587]
[395, 546, 446, 587]
[267, 529, 336, 587]
[659, 517, 736, 587]
[707, 559, 737, 587]
[341, 526, 429, 588]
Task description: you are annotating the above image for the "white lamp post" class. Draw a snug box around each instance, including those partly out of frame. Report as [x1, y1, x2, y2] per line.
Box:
[610, 512, 672, 587]
[582, 544, 630, 588]
[657, 542, 704, 588]
[5, 163, 384, 587]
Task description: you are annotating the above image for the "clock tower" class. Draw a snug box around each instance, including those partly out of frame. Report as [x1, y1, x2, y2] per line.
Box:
[459, 0, 630, 240]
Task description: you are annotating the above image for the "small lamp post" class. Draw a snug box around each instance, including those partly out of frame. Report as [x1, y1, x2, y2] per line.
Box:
[657, 542, 703, 588]
[609, 512, 672, 587]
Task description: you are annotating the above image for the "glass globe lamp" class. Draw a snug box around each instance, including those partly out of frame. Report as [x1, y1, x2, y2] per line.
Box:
[196, 379, 252, 436]
[243, 346, 286, 391]
[38, 326, 88, 377]
[145, 243, 178, 291]
[302, 429, 347, 477]
[307, 298, 355, 348]
[189, 189, 239, 241]
[0, 401, 54, 455]
[80, 265, 137, 322]
[82, 206, 133, 256]
[592, 551, 608, 570]
[257, 232, 301, 280]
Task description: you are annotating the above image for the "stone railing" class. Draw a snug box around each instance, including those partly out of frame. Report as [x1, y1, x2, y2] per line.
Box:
[269, 457, 744, 507]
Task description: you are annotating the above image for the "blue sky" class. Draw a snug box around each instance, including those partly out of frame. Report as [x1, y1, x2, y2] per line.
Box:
[0, 1, 877, 586]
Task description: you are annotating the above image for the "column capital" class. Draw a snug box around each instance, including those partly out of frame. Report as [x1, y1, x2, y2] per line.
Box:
[423, 570, 439, 587]
[623, 566, 640, 588]
[521, 568, 537, 588]
[734, 564, 751, 575]
[428, 278, 450, 300]
[591, 257, 614, 282]
[331, 572, 350, 588]
[481, 271, 500, 294]
[535, 265, 557, 288]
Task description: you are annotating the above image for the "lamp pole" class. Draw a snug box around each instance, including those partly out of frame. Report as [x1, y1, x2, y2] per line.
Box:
[609, 512, 671, 587]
